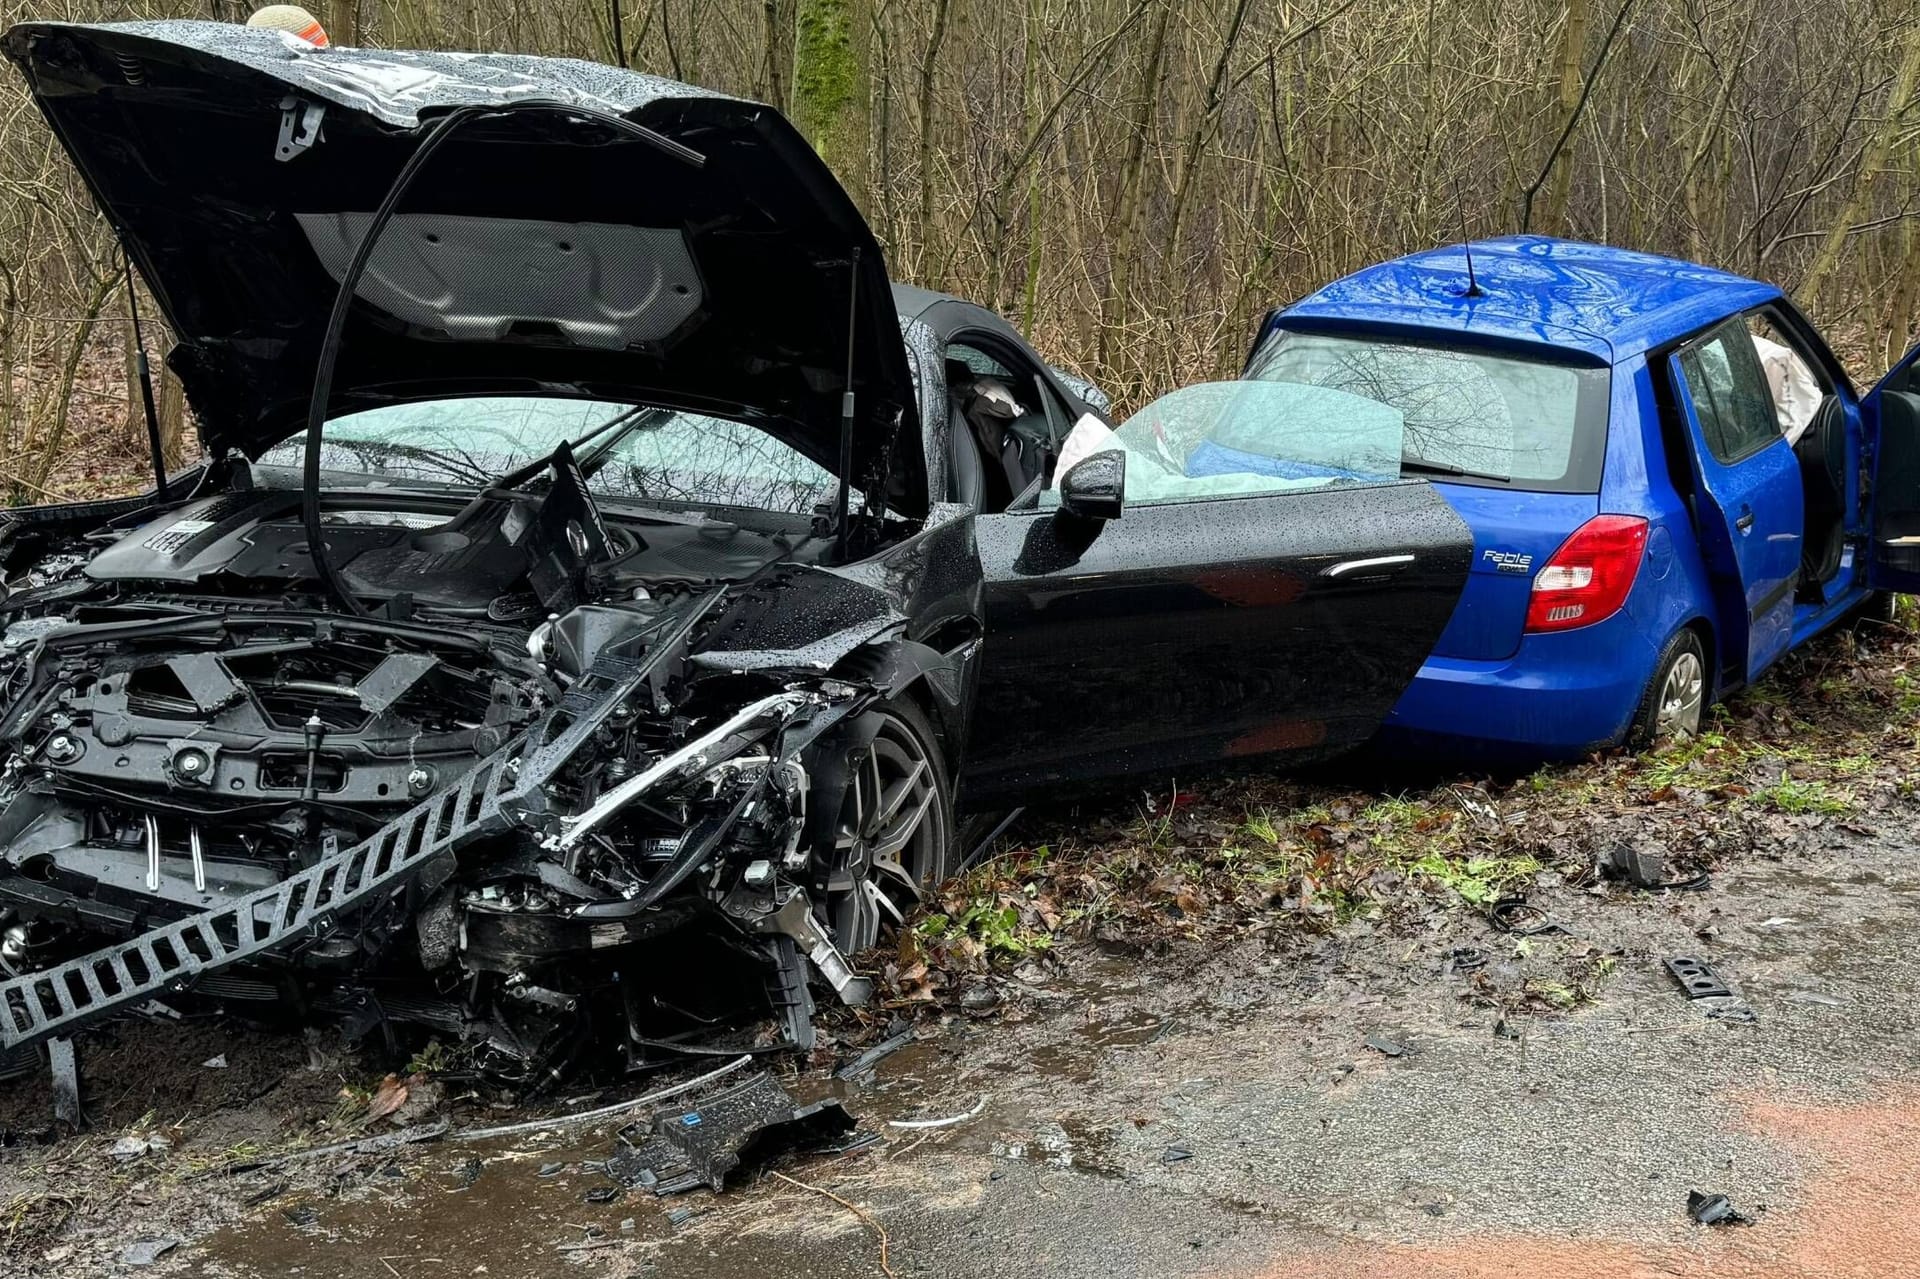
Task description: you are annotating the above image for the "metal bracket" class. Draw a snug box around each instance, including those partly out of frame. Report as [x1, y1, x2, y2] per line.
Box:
[49, 1035, 82, 1129]
[727, 886, 872, 1006]
[275, 97, 324, 162]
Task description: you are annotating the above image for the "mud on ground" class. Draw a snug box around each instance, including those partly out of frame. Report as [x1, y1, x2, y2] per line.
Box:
[2, 610, 1917, 1276]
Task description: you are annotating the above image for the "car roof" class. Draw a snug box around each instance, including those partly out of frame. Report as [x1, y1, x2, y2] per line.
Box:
[1278, 236, 1782, 364]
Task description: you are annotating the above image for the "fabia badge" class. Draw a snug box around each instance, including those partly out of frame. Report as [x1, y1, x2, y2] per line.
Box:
[1482, 548, 1534, 575]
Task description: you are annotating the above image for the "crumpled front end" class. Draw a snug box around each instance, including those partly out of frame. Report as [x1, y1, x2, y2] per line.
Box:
[0, 494, 977, 1085]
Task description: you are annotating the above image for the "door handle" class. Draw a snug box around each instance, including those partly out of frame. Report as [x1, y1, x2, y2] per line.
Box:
[1321, 554, 1415, 579]
[1735, 507, 1756, 533]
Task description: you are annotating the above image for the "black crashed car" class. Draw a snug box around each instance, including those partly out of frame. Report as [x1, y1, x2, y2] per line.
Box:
[0, 22, 1474, 1084]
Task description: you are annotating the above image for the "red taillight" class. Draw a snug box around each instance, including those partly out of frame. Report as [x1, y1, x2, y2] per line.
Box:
[1524, 515, 1650, 633]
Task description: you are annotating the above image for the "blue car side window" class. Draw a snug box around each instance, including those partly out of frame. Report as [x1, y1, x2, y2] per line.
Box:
[1680, 324, 1781, 465]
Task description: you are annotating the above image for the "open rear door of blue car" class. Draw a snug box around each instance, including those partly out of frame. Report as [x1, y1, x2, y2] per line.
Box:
[1862, 341, 1920, 593]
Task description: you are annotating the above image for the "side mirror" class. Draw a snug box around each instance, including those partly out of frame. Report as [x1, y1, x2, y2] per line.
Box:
[1058, 449, 1125, 521]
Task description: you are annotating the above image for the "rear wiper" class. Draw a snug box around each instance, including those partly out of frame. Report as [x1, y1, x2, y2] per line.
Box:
[1400, 456, 1512, 484]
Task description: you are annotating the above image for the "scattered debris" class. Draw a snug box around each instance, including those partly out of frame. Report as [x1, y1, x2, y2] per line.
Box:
[835, 1029, 915, 1081]
[1364, 1032, 1411, 1058]
[959, 984, 1002, 1013]
[1602, 842, 1667, 888]
[121, 1238, 179, 1267]
[456, 1055, 752, 1143]
[108, 1133, 172, 1162]
[1488, 897, 1567, 936]
[1493, 1019, 1522, 1041]
[209, 1120, 450, 1177]
[452, 1157, 484, 1189]
[887, 1095, 989, 1130]
[666, 1207, 705, 1228]
[48, 1036, 81, 1130]
[282, 1205, 320, 1227]
[538, 1161, 566, 1177]
[1665, 957, 1734, 1000]
[202, 1053, 228, 1070]
[584, 1186, 623, 1204]
[1687, 1190, 1755, 1226]
[1786, 989, 1846, 1007]
[1602, 843, 1711, 891]
[240, 1179, 288, 1207]
[1443, 946, 1489, 975]
[606, 1072, 858, 1195]
[1162, 1144, 1193, 1164]
[1756, 916, 1798, 929]
[1706, 1003, 1758, 1024]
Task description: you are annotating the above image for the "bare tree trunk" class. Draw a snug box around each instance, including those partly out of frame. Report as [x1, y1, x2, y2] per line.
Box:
[763, 0, 790, 111]
[793, 0, 872, 206]
[1540, 0, 1589, 237]
[328, 0, 360, 46]
[915, 0, 954, 284]
[1098, 0, 1175, 383]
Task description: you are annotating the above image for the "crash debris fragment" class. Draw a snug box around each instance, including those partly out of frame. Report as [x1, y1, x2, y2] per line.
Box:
[1664, 956, 1733, 1000]
[1600, 843, 1710, 891]
[1487, 896, 1567, 936]
[1665, 956, 1757, 1023]
[1686, 1189, 1755, 1226]
[604, 1071, 859, 1195]
[121, 1237, 180, 1267]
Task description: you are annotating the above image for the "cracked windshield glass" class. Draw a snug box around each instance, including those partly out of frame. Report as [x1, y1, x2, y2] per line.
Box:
[262, 396, 839, 514]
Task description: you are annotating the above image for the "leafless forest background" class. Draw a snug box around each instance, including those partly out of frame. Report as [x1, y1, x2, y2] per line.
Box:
[1, 0, 1918, 502]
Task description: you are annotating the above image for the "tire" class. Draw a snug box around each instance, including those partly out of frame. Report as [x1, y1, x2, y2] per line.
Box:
[822, 699, 954, 955]
[1627, 628, 1708, 750]
[1847, 590, 1902, 632]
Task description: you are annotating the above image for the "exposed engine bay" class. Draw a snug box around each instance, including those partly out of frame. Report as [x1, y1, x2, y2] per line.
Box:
[0, 458, 974, 1086]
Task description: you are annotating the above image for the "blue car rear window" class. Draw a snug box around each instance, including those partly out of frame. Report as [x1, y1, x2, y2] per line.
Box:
[1247, 330, 1611, 493]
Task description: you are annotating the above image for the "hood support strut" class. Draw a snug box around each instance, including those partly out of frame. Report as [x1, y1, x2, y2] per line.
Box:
[122, 249, 167, 497]
[832, 248, 860, 560]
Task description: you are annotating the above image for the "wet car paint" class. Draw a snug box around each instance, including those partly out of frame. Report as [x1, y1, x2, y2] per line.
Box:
[964, 481, 1473, 802]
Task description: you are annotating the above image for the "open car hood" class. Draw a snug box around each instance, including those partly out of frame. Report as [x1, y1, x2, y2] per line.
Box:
[4, 21, 924, 512]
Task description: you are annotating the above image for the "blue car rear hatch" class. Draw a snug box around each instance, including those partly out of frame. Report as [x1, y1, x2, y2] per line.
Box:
[1426, 486, 1601, 660]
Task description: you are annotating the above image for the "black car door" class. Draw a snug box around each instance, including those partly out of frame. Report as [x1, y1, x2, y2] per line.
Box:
[955, 383, 1474, 806]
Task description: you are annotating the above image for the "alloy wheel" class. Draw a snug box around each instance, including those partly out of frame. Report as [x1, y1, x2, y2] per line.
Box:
[1656, 649, 1705, 738]
[825, 711, 947, 955]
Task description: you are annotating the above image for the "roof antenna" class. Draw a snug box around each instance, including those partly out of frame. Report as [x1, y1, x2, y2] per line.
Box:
[831, 248, 860, 561]
[609, 1, 628, 68]
[1454, 179, 1483, 298]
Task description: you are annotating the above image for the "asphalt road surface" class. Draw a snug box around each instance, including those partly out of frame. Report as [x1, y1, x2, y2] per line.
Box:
[84, 824, 1906, 1279]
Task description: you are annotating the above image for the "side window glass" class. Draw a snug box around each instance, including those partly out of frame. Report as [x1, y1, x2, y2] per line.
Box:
[1680, 323, 1780, 463]
[1047, 380, 1408, 511]
[948, 343, 1011, 380]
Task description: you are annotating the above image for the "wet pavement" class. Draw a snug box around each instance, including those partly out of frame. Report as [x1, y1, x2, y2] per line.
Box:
[8, 830, 1920, 1277]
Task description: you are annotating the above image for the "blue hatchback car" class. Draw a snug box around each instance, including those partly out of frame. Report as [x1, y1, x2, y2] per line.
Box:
[1246, 236, 1920, 759]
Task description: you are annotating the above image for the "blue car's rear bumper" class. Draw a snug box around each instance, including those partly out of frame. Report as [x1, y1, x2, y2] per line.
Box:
[1377, 614, 1661, 759]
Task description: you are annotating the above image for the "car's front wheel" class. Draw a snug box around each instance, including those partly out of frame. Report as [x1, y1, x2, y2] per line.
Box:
[823, 700, 953, 955]
[1628, 628, 1707, 749]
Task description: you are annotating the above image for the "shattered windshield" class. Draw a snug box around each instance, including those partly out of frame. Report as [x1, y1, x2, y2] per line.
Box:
[1242, 330, 1611, 492]
[261, 396, 839, 515]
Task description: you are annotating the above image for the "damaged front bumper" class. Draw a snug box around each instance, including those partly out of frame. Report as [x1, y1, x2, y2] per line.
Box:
[0, 594, 909, 1082]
